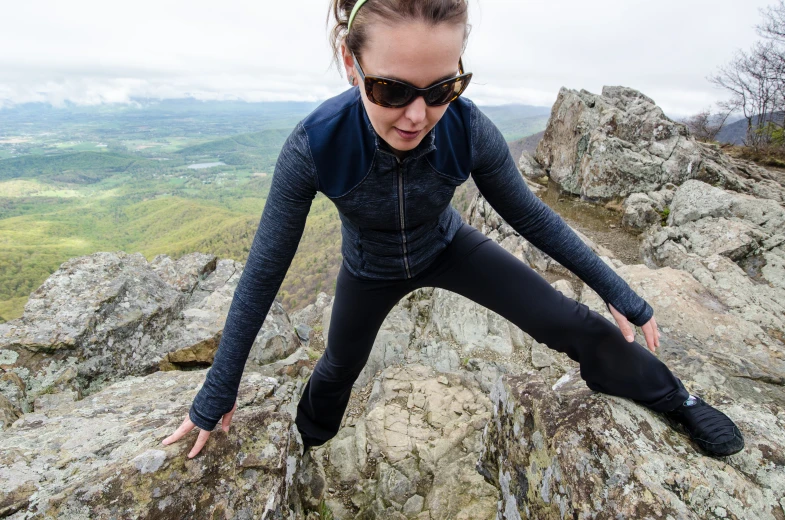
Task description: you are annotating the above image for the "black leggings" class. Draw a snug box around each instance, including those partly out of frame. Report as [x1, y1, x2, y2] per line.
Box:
[295, 223, 689, 447]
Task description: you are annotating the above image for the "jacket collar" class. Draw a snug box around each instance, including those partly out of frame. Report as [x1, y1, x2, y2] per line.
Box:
[356, 87, 437, 164]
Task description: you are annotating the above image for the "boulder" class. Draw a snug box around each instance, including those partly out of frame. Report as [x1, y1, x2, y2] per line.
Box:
[0, 368, 304, 519]
[621, 192, 661, 230]
[518, 150, 546, 180]
[535, 85, 785, 203]
[0, 252, 298, 416]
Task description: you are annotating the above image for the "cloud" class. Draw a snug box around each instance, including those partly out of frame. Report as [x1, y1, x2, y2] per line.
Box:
[0, 0, 774, 115]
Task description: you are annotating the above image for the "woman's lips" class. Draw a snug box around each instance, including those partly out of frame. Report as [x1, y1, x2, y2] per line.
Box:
[395, 127, 421, 140]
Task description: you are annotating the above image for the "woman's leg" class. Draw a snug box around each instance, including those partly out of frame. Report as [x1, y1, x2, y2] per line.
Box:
[412, 223, 689, 413]
[295, 262, 412, 447]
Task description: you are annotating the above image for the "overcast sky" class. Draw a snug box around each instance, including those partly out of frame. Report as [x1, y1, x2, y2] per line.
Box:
[0, 0, 774, 117]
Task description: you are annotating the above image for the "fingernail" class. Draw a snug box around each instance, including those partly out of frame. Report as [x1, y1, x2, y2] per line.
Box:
[626, 335, 634, 342]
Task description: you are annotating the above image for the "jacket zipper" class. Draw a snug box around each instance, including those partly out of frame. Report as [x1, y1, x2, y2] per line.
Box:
[396, 159, 412, 279]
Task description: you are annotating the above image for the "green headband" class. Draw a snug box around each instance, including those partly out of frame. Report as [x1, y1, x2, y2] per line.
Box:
[347, 0, 369, 33]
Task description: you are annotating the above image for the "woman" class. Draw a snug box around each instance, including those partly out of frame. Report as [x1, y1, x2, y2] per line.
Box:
[163, 0, 744, 459]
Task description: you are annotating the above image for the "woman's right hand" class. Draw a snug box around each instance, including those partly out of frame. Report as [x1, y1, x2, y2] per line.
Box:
[161, 400, 237, 458]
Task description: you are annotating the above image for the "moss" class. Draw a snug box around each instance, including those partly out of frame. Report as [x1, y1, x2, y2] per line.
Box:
[659, 206, 670, 226]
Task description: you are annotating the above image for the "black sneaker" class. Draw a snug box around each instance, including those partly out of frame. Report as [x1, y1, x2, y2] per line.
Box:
[663, 395, 745, 457]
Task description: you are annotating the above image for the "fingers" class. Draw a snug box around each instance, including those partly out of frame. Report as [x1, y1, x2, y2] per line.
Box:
[608, 303, 635, 342]
[188, 429, 212, 458]
[161, 404, 238, 458]
[222, 400, 238, 432]
[642, 322, 656, 353]
[161, 417, 195, 446]
[652, 316, 661, 349]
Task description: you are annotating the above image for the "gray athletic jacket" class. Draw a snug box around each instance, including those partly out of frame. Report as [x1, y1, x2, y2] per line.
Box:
[188, 86, 654, 431]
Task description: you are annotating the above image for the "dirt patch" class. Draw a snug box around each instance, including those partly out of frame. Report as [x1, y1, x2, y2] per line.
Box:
[537, 179, 645, 265]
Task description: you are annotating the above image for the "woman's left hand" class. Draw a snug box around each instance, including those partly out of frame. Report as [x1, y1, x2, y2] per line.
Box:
[607, 303, 660, 353]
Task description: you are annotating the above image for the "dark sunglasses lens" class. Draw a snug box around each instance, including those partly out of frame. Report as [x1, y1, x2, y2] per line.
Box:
[422, 79, 460, 106]
[372, 81, 413, 107]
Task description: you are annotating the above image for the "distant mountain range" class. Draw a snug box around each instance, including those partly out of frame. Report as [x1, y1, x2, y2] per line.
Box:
[715, 112, 785, 145]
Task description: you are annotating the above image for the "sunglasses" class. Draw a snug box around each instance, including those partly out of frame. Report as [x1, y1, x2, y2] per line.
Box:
[351, 51, 473, 108]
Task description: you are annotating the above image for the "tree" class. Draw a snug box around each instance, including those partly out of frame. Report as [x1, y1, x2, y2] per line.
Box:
[683, 107, 735, 142]
[710, 1, 785, 151]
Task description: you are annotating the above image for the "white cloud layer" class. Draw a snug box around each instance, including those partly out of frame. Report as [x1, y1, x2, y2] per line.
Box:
[0, 0, 774, 116]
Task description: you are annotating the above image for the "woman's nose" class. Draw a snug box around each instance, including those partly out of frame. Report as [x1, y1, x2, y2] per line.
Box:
[403, 95, 427, 125]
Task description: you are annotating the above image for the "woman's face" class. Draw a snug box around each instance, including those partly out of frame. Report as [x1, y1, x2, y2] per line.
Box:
[342, 20, 465, 159]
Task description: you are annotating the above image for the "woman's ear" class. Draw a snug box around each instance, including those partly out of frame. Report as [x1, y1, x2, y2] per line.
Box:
[341, 42, 356, 85]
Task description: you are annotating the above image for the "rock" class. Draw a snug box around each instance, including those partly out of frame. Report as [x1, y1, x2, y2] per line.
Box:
[295, 324, 312, 342]
[622, 192, 661, 230]
[647, 182, 678, 211]
[518, 151, 545, 179]
[295, 451, 327, 511]
[550, 279, 576, 300]
[478, 370, 785, 519]
[290, 291, 331, 330]
[403, 494, 425, 516]
[246, 299, 300, 366]
[3, 157, 783, 519]
[0, 368, 303, 519]
[325, 364, 498, 519]
[668, 179, 785, 232]
[641, 179, 785, 336]
[530, 341, 556, 369]
[426, 289, 516, 356]
[0, 252, 298, 414]
[535, 85, 785, 202]
[328, 426, 363, 483]
[33, 389, 78, 412]
[0, 372, 25, 426]
[0, 392, 22, 430]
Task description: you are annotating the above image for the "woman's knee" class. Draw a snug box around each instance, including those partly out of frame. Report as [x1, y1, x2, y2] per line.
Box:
[312, 349, 369, 385]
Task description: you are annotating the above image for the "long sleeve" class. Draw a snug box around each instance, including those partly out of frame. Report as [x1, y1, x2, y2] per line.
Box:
[468, 101, 653, 327]
[189, 121, 318, 431]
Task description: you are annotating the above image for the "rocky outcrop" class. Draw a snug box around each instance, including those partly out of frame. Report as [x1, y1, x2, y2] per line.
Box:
[467, 193, 785, 517]
[479, 370, 784, 520]
[0, 368, 304, 519]
[642, 179, 785, 337]
[533, 85, 785, 203]
[0, 251, 298, 417]
[300, 364, 499, 519]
